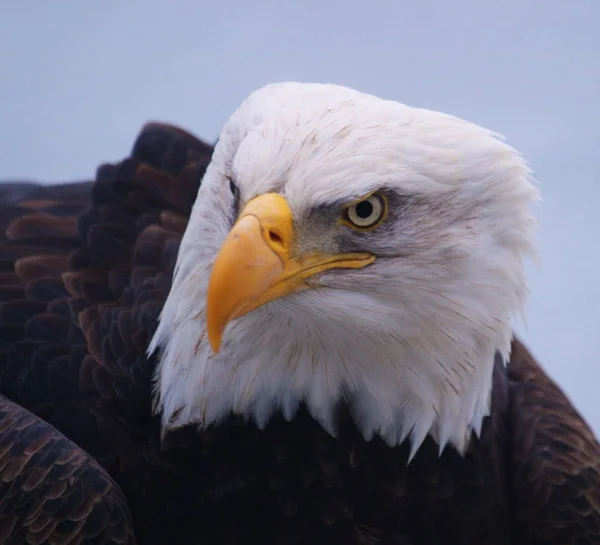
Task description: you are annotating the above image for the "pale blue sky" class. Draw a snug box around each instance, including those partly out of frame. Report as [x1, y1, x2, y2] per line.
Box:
[1, 1, 598, 432]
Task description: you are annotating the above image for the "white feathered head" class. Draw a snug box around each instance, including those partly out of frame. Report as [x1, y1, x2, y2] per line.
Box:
[149, 82, 538, 457]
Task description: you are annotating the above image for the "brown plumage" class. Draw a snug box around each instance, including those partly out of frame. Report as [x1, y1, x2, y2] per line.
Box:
[0, 122, 598, 545]
[0, 394, 136, 545]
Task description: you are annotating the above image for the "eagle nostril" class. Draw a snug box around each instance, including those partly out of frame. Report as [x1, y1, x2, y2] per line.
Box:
[267, 229, 285, 252]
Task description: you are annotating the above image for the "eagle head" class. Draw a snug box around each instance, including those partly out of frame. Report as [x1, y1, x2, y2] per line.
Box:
[149, 82, 538, 457]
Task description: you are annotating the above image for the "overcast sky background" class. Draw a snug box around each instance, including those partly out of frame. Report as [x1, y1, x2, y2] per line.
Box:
[1, 1, 598, 433]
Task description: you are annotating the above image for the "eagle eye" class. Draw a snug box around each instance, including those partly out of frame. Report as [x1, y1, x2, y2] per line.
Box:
[342, 193, 388, 231]
[228, 177, 238, 197]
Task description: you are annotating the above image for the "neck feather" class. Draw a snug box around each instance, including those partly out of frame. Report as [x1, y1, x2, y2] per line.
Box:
[150, 286, 511, 458]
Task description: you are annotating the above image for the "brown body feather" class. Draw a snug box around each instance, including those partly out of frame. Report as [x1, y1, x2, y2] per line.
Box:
[0, 123, 598, 544]
[0, 395, 136, 545]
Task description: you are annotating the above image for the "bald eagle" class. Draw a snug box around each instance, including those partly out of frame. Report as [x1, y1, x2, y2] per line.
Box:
[0, 82, 598, 545]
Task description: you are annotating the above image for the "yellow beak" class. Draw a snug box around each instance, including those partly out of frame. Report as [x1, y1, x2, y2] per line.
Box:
[206, 193, 374, 352]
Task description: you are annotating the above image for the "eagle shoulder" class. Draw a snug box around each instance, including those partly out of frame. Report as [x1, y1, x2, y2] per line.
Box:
[508, 338, 600, 544]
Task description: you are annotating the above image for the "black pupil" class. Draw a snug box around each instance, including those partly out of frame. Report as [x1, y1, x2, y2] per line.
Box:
[229, 179, 237, 195]
[355, 199, 374, 219]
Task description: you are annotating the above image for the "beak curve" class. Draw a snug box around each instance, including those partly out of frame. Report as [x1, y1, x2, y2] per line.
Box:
[206, 192, 374, 352]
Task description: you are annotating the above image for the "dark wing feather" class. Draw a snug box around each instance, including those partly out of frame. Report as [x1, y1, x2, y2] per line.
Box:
[0, 123, 215, 545]
[508, 338, 600, 544]
[0, 394, 136, 545]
